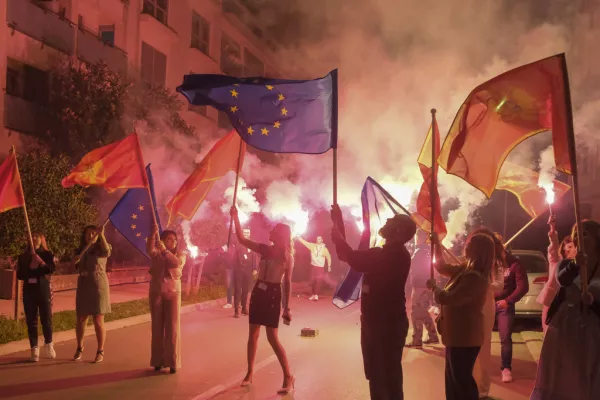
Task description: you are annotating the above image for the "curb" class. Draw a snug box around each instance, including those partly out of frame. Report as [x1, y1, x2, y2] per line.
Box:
[520, 331, 543, 363]
[0, 297, 227, 357]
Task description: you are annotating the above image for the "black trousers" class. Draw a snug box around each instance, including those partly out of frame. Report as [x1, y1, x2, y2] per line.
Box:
[23, 288, 53, 348]
[361, 316, 409, 400]
[445, 346, 481, 400]
[233, 268, 252, 312]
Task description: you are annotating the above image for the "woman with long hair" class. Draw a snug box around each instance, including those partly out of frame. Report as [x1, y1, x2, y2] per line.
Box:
[147, 225, 186, 373]
[530, 219, 600, 400]
[537, 214, 577, 333]
[427, 232, 493, 400]
[73, 224, 111, 363]
[17, 232, 56, 362]
[471, 228, 505, 399]
[230, 206, 295, 395]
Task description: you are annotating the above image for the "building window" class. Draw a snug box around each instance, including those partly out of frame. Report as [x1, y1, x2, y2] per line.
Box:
[188, 104, 207, 117]
[220, 34, 242, 76]
[5, 59, 50, 105]
[191, 12, 210, 55]
[141, 42, 167, 86]
[99, 25, 116, 46]
[142, 0, 168, 25]
[243, 48, 264, 77]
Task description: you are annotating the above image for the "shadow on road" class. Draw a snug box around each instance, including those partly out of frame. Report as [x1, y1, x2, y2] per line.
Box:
[0, 369, 155, 398]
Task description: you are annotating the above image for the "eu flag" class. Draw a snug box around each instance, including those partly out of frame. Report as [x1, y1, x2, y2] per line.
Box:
[176, 70, 338, 154]
[333, 177, 409, 309]
[109, 164, 162, 259]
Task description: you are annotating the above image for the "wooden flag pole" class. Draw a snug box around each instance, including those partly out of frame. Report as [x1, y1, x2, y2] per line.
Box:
[75, 218, 110, 263]
[560, 54, 588, 294]
[11, 146, 33, 320]
[227, 141, 245, 250]
[504, 218, 536, 248]
[430, 109, 438, 279]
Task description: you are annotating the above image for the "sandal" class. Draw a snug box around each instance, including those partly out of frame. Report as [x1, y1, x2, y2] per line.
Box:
[94, 350, 104, 363]
[73, 347, 83, 361]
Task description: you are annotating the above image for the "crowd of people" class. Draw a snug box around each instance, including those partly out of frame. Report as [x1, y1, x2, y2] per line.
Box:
[14, 203, 600, 399]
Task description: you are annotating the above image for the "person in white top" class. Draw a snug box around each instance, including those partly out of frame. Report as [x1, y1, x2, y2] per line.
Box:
[298, 236, 332, 301]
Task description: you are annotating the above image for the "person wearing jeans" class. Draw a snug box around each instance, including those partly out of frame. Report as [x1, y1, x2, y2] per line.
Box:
[17, 232, 56, 362]
[297, 236, 332, 301]
[494, 249, 529, 383]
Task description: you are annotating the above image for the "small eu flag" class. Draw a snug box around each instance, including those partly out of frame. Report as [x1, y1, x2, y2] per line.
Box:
[333, 177, 408, 309]
[109, 164, 162, 259]
[177, 70, 338, 154]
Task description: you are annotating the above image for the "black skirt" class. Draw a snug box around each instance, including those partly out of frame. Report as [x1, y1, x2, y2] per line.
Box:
[249, 280, 282, 328]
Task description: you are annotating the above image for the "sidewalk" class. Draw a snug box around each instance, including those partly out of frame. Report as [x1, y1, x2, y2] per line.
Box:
[0, 282, 151, 317]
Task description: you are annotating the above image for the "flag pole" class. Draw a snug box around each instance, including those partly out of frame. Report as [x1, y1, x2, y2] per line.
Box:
[227, 140, 245, 250]
[75, 218, 110, 263]
[430, 109, 437, 279]
[11, 146, 33, 320]
[504, 218, 537, 248]
[560, 54, 588, 294]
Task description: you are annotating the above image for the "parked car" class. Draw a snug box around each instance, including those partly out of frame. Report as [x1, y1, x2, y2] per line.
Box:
[511, 250, 548, 319]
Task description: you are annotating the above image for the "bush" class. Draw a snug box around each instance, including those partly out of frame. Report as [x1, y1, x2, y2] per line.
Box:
[0, 284, 225, 345]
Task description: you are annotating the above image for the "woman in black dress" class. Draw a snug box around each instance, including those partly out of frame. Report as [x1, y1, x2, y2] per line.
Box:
[230, 206, 295, 395]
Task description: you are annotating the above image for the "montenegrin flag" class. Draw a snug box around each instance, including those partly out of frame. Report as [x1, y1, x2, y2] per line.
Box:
[166, 130, 245, 225]
[496, 162, 571, 219]
[0, 148, 25, 213]
[61, 133, 148, 192]
[438, 54, 571, 197]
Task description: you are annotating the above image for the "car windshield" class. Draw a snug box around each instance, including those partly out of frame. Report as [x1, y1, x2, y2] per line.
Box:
[515, 254, 547, 274]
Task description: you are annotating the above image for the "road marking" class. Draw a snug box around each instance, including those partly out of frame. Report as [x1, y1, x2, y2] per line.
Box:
[191, 354, 278, 400]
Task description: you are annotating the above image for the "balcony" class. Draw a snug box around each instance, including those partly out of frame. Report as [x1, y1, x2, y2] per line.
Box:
[76, 27, 128, 74]
[4, 94, 47, 137]
[6, 0, 76, 55]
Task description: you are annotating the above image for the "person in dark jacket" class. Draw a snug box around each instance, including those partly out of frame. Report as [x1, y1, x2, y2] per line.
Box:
[330, 205, 416, 400]
[406, 229, 439, 348]
[493, 234, 529, 383]
[233, 228, 258, 318]
[17, 232, 56, 362]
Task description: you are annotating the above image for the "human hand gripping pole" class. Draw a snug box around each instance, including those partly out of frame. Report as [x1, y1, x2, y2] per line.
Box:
[75, 219, 110, 265]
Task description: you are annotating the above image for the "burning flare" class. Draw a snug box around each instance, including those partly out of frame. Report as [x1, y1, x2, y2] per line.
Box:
[540, 182, 555, 205]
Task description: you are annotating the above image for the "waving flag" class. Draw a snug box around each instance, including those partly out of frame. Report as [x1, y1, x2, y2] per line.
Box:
[62, 133, 148, 192]
[177, 71, 338, 154]
[333, 177, 409, 309]
[0, 149, 25, 213]
[496, 162, 571, 219]
[413, 117, 447, 240]
[438, 54, 570, 196]
[166, 130, 245, 225]
[109, 165, 162, 259]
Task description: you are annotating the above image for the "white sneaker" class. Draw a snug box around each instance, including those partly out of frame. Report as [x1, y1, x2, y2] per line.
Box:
[308, 295, 315, 301]
[31, 347, 39, 362]
[313, 295, 319, 301]
[45, 343, 56, 359]
[502, 368, 513, 383]
[223, 303, 232, 309]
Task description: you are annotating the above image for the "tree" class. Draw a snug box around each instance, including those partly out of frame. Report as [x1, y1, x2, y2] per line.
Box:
[0, 150, 98, 259]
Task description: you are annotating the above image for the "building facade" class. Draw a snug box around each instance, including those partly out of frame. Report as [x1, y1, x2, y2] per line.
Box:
[0, 0, 289, 148]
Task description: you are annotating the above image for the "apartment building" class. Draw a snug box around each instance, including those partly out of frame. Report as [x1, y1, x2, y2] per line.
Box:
[0, 0, 290, 148]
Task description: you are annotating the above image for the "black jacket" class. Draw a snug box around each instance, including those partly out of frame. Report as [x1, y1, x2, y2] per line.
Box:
[17, 249, 56, 298]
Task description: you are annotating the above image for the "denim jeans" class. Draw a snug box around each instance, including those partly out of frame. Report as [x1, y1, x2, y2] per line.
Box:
[496, 304, 515, 370]
[225, 269, 233, 304]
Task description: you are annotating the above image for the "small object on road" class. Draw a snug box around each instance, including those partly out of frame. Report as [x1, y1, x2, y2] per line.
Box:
[301, 327, 318, 337]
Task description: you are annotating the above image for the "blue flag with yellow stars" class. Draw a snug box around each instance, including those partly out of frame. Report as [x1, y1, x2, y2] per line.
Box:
[333, 177, 409, 309]
[176, 70, 338, 154]
[109, 164, 162, 259]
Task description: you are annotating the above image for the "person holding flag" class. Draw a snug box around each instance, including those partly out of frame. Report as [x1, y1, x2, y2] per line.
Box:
[147, 225, 186, 374]
[17, 232, 56, 362]
[72, 224, 112, 363]
[330, 204, 415, 400]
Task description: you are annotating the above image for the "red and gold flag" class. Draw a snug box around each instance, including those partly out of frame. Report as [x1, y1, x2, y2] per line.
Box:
[438, 54, 571, 197]
[413, 117, 447, 239]
[166, 130, 245, 224]
[62, 133, 148, 192]
[0, 150, 25, 213]
[496, 162, 571, 219]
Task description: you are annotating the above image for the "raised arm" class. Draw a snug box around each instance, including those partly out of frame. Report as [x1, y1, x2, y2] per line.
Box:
[230, 206, 263, 253]
[432, 234, 462, 278]
[331, 228, 386, 273]
[96, 225, 111, 257]
[297, 237, 314, 251]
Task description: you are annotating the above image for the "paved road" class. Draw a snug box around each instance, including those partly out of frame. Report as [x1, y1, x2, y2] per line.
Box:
[0, 294, 537, 400]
